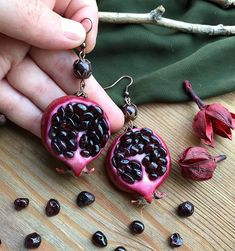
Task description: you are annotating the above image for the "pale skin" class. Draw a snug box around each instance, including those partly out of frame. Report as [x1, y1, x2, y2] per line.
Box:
[0, 0, 124, 137]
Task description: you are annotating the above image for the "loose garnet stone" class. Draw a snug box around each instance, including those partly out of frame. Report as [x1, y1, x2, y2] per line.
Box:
[130, 220, 145, 234]
[115, 246, 126, 251]
[14, 198, 29, 211]
[76, 191, 95, 207]
[169, 233, 183, 247]
[24, 232, 41, 249]
[92, 231, 108, 247]
[177, 201, 194, 217]
[45, 199, 60, 217]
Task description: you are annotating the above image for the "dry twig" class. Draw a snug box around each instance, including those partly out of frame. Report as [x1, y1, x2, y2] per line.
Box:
[99, 5, 235, 36]
[207, 0, 235, 8]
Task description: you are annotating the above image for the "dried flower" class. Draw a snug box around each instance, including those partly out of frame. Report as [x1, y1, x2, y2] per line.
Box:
[184, 80, 235, 147]
[179, 146, 226, 181]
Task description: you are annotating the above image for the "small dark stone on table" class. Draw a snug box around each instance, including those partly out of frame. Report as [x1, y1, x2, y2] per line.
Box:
[169, 233, 183, 247]
[92, 231, 107, 247]
[115, 246, 126, 251]
[14, 198, 29, 211]
[76, 191, 95, 207]
[129, 220, 145, 234]
[177, 201, 194, 217]
[45, 199, 60, 217]
[24, 232, 41, 249]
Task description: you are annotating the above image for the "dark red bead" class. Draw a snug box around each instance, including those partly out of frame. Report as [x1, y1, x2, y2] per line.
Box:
[115, 246, 126, 251]
[169, 233, 183, 247]
[14, 198, 29, 211]
[73, 59, 92, 79]
[130, 220, 145, 234]
[24, 232, 41, 249]
[177, 201, 194, 217]
[122, 104, 138, 121]
[92, 231, 108, 247]
[45, 199, 60, 217]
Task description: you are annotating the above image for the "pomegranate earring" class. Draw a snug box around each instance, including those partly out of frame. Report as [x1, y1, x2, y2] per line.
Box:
[105, 76, 171, 204]
[41, 19, 110, 176]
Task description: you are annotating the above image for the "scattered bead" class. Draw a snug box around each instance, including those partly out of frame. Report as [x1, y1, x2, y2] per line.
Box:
[115, 246, 126, 251]
[45, 199, 60, 217]
[14, 198, 29, 211]
[169, 233, 183, 248]
[24, 232, 41, 249]
[92, 231, 108, 247]
[76, 191, 95, 207]
[177, 201, 194, 217]
[130, 220, 145, 235]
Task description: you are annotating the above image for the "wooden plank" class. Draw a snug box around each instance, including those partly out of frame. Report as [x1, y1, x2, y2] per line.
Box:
[0, 93, 235, 250]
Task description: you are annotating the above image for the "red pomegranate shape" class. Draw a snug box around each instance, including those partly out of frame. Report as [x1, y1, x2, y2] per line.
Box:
[106, 127, 171, 203]
[41, 96, 110, 176]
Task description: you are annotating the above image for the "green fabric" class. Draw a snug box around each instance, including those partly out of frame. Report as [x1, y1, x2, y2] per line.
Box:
[89, 0, 235, 106]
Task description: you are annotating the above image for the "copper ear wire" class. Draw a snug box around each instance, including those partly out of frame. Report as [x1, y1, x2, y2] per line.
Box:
[80, 17, 93, 34]
[104, 76, 138, 128]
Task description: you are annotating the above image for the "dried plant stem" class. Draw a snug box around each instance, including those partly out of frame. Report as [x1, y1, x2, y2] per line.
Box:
[214, 155, 227, 162]
[207, 0, 235, 8]
[99, 5, 235, 36]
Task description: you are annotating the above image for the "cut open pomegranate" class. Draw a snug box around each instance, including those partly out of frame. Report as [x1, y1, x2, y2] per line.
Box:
[41, 96, 110, 176]
[106, 127, 171, 203]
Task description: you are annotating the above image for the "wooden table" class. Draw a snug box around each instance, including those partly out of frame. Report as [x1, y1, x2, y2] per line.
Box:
[0, 92, 234, 251]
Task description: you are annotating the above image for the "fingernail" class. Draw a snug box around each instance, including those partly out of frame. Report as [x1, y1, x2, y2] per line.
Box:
[62, 18, 86, 42]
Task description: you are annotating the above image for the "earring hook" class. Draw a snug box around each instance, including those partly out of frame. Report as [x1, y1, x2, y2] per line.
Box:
[104, 75, 134, 96]
[105, 75, 137, 127]
[80, 18, 93, 34]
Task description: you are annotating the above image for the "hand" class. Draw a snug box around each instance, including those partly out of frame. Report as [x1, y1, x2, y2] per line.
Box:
[0, 0, 124, 137]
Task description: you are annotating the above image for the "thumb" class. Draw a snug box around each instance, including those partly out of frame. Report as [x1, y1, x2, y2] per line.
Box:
[0, 0, 86, 49]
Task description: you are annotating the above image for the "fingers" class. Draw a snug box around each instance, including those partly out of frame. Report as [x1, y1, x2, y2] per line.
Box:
[0, 0, 86, 49]
[0, 79, 42, 137]
[0, 33, 29, 80]
[30, 48, 125, 132]
[63, 0, 99, 52]
[6, 57, 66, 111]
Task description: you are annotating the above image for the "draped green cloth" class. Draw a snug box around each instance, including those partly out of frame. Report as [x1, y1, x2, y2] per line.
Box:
[89, 0, 235, 106]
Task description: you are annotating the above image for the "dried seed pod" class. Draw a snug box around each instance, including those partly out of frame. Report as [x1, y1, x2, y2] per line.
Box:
[179, 146, 226, 181]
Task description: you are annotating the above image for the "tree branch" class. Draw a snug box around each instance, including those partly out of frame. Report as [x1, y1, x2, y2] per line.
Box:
[98, 5, 235, 36]
[207, 0, 235, 8]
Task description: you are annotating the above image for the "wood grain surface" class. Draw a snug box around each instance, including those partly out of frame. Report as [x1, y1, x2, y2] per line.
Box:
[0, 92, 235, 251]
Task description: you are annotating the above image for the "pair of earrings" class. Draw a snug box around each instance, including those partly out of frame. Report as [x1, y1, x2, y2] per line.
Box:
[41, 19, 171, 204]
